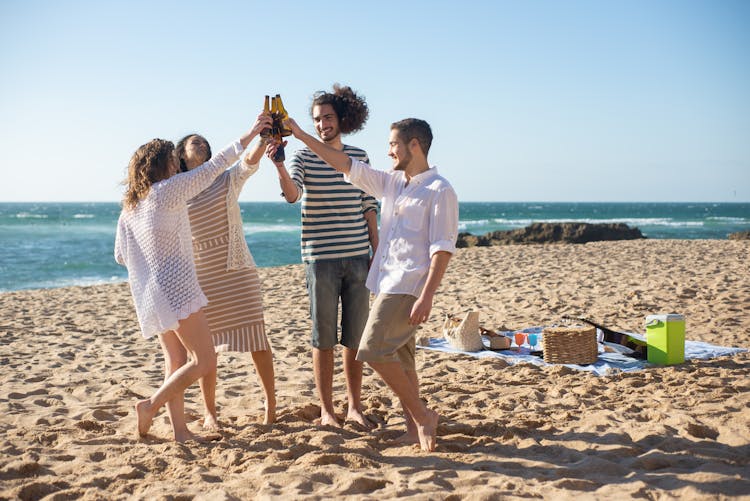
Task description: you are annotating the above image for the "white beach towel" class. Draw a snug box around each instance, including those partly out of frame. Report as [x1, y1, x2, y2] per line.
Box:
[417, 326, 746, 376]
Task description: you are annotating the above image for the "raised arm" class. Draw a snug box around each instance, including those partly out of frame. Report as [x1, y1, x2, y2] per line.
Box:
[243, 138, 266, 167]
[285, 117, 353, 174]
[159, 112, 272, 208]
[228, 137, 268, 196]
[265, 139, 301, 203]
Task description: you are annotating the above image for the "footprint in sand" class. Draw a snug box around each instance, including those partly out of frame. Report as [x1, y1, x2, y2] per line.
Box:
[33, 397, 64, 408]
[686, 422, 719, 440]
[338, 476, 389, 495]
[14, 481, 72, 500]
[75, 420, 105, 432]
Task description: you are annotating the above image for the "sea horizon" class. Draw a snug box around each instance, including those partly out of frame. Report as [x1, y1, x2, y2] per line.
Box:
[1, 201, 748, 293]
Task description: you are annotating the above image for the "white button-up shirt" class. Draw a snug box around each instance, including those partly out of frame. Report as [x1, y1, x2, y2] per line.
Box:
[346, 159, 459, 297]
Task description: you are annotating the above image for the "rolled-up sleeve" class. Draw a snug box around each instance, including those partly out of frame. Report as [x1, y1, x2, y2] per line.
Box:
[428, 186, 459, 257]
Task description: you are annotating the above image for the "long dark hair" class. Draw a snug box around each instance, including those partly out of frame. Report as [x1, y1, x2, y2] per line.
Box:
[175, 134, 212, 173]
[311, 83, 369, 134]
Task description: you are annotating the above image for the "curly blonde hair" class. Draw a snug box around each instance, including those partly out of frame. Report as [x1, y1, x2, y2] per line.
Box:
[122, 139, 175, 209]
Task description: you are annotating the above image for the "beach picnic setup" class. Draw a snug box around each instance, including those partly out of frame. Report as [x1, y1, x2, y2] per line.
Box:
[425, 312, 747, 376]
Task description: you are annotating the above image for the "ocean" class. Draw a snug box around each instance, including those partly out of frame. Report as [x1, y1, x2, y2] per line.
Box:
[1, 202, 748, 292]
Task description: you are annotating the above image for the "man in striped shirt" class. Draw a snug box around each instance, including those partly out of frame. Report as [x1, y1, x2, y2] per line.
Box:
[269, 85, 378, 428]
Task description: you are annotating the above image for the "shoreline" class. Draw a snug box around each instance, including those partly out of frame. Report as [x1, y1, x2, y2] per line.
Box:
[1, 240, 748, 499]
[1, 237, 747, 296]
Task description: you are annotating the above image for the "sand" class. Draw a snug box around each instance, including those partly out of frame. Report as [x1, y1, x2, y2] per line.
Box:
[1, 240, 748, 500]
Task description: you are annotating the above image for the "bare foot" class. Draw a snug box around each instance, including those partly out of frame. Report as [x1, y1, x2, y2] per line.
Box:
[393, 431, 419, 445]
[416, 408, 439, 452]
[203, 413, 221, 432]
[346, 408, 374, 429]
[174, 427, 196, 443]
[264, 398, 277, 425]
[320, 411, 342, 428]
[135, 399, 153, 437]
[175, 428, 221, 443]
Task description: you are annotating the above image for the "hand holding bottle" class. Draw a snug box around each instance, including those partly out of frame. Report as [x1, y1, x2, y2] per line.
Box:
[264, 138, 287, 167]
[283, 117, 303, 139]
[250, 111, 274, 139]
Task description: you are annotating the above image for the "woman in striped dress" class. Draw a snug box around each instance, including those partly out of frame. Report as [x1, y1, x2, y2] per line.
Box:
[115, 112, 271, 442]
[176, 133, 276, 425]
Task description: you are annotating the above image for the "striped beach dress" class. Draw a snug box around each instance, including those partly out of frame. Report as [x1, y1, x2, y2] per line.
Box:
[186, 159, 270, 353]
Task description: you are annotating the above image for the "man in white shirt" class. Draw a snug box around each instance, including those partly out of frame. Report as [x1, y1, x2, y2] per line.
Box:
[279, 117, 458, 452]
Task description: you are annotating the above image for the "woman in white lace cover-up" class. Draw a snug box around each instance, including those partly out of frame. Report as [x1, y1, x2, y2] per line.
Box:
[114, 112, 272, 442]
[176, 134, 276, 426]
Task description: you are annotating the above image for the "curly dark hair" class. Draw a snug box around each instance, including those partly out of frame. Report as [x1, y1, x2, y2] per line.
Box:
[311, 83, 369, 134]
[175, 133, 212, 173]
[122, 139, 175, 209]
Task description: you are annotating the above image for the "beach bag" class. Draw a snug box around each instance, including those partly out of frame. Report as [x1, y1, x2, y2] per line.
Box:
[443, 312, 483, 352]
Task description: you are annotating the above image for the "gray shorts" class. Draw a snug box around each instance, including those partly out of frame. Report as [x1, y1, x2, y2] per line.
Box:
[356, 293, 418, 371]
[305, 256, 370, 350]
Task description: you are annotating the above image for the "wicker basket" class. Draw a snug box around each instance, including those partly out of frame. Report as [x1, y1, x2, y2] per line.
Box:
[542, 325, 598, 364]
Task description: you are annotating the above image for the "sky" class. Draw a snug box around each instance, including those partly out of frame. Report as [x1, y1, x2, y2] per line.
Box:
[1, 0, 748, 203]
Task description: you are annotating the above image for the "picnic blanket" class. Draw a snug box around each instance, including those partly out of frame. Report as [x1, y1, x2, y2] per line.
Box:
[418, 326, 747, 376]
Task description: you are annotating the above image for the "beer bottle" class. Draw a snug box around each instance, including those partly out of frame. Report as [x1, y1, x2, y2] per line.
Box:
[276, 94, 292, 137]
[260, 95, 271, 139]
[270, 96, 285, 162]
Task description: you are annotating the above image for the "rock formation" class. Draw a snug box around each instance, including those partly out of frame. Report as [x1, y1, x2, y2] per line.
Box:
[456, 222, 645, 247]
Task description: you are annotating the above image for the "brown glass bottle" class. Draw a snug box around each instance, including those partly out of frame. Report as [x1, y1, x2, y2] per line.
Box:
[260, 95, 272, 139]
[275, 94, 292, 137]
[270, 96, 285, 162]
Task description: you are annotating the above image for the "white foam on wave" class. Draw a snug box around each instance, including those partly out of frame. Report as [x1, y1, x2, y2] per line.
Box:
[458, 219, 490, 231]
[1, 275, 125, 293]
[15, 212, 48, 219]
[243, 223, 301, 234]
[459, 217, 711, 229]
[706, 216, 747, 222]
[73, 214, 95, 219]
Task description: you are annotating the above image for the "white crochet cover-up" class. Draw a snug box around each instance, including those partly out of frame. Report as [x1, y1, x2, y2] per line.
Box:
[114, 140, 244, 339]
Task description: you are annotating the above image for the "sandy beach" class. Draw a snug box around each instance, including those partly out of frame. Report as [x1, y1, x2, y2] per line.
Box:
[1, 240, 748, 500]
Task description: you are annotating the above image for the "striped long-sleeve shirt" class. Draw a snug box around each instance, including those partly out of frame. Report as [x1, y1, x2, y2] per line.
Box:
[289, 145, 378, 262]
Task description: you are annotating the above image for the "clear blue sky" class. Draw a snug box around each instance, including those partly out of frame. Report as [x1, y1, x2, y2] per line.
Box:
[1, 0, 748, 202]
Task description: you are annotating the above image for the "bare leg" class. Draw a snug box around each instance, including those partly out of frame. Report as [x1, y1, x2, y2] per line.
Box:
[158, 331, 193, 442]
[343, 346, 373, 428]
[395, 369, 419, 444]
[135, 310, 218, 440]
[313, 347, 340, 427]
[162, 330, 219, 434]
[368, 360, 438, 452]
[251, 349, 276, 424]
[199, 362, 219, 431]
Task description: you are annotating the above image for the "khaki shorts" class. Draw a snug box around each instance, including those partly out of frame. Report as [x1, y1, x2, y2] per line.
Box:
[356, 293, 418, 371]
